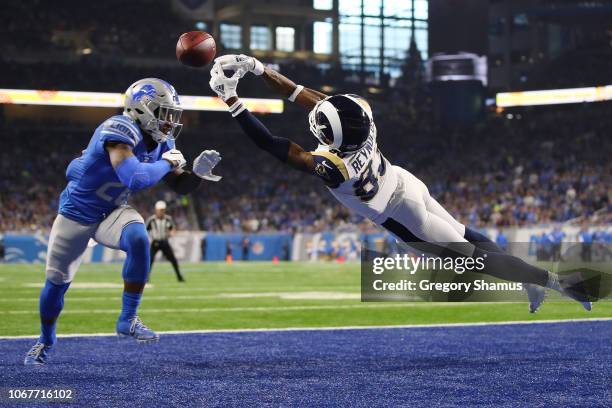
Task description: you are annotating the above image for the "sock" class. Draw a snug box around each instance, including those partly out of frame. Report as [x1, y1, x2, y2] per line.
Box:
[119, 291, 142, 321]
[472, 248, 549, 286]
[39, 279, 70, 346]
[464, 227, 505, 253]
[118, 223, 150, 321]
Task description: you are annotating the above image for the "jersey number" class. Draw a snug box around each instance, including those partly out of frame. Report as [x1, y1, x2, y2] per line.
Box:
[353, 155, 386, 202]
[96, 182, 130, 206]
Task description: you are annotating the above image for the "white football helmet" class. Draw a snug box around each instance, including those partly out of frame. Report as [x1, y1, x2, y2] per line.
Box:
[124, 78, 183, 144]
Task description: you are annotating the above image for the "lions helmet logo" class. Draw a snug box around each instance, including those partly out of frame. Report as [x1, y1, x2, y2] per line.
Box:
[132, 84, 157, 102]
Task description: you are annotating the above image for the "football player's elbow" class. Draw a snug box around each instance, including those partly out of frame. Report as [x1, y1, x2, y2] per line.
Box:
[122, 171, 150, 192]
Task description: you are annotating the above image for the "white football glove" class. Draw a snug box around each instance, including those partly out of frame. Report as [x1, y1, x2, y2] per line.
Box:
[209, 63, 240, 102]
[161, 149, 187, 169]
[193, 150, 222, 181]
[214, 54, 264, 77]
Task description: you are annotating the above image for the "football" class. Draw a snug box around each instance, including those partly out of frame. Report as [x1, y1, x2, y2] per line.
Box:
[176, 31, 216, 67]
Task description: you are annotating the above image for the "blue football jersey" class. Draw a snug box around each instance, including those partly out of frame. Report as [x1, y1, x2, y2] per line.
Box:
[59, 115, 174, 224]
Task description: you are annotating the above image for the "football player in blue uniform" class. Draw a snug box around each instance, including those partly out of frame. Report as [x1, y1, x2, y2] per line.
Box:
[24, 78, 222, 365]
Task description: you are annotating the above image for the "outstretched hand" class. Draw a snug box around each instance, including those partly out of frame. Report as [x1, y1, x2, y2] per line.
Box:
[214, 54, 264, 78]
[209, 62, 241, 102]
[193, 150, 222, 181]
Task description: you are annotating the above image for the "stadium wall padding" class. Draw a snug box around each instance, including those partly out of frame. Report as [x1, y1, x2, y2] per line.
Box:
[203, 233, 292, 261]
[1, 232, 292, 263]
[2, 226, 610, 263]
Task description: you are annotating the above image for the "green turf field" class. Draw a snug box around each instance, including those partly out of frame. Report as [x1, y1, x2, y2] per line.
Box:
[0, 262, 609, 337]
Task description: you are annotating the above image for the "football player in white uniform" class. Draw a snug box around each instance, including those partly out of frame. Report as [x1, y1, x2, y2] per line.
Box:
[209, 55, 592, 313]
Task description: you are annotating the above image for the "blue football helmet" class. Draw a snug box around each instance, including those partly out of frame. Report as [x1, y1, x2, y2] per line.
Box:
[308, 94, 374, 152]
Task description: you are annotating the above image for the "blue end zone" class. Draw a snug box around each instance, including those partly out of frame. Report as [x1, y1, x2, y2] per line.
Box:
[1, 321, 610, 407]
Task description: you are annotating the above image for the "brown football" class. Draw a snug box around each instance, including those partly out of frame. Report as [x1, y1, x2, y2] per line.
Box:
[176, 31, 216, 67]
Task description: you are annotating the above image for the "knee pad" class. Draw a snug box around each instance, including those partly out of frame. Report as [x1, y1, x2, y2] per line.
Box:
[120, 223, 150, 283]
[119, 222, 149, 255]
[95, 206, 145, 250]
[40, 279, 71, 318]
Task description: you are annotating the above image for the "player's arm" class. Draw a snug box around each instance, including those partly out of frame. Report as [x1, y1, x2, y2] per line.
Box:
[261, 67, 327, 110]
[210, 64, 313, 172]
[102, 116, 215, 194]
[210, 64, 342, 186]
[225, 100, 346, 187]
[106, 142, 179, 192]
[163, 149, 222, 194]
[164, 149, 222, 194]
[107, 142, 220, 195]
[224, 96, 314, 173]
[163, 167, 199, 195]
[214, 54, 328, 110]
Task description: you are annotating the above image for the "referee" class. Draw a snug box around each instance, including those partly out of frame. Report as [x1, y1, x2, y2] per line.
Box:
[146, 201, 185, 282]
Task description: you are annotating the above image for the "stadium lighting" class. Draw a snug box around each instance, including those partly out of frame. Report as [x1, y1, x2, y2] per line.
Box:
[0, 88, 284, 114]
[496, 85, 612, 107]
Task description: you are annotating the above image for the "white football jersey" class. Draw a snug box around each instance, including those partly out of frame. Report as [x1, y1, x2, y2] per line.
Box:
[311, 129, 398, 222]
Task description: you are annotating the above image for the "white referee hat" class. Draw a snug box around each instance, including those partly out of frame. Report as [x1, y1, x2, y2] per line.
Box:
[155, 200, 167, 210]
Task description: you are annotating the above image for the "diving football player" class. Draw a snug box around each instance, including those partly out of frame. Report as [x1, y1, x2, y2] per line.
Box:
[209, 55, 592, 314]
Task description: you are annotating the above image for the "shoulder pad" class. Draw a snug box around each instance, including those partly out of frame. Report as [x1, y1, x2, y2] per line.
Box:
[312, 150, 349, 188]
[100, 115, 141, 147]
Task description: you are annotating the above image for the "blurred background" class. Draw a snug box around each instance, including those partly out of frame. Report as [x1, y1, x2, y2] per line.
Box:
[0, 0, 610, 263]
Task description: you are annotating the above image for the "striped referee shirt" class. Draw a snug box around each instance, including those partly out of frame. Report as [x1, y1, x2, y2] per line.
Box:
[146, 215, 175, 241]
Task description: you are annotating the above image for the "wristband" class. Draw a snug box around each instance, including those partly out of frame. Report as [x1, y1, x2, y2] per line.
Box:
[288, 85, 304, 102]
[252, 58, 265, 76]
[228, 99, 246, 117]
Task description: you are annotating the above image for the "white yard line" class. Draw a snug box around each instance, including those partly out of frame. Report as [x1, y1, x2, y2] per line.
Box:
[0, 302, 491, 315]
[1, 317, 610, 340]
[0, 292, 363, 302]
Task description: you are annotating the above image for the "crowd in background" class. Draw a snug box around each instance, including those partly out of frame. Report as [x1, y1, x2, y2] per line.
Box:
[0, 0, 609, 234]
[0, 0, 182, 58]
[1, 100, 609, 234]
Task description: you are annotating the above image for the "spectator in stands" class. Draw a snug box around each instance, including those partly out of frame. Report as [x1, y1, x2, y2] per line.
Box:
[495, 229, 509, 251]
[578, 226, 593, 262]
[549, 226, 566, 262]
